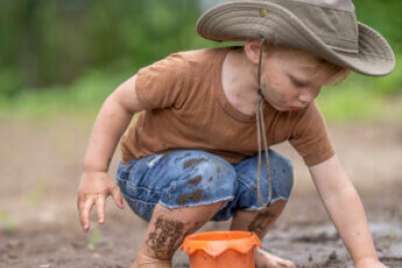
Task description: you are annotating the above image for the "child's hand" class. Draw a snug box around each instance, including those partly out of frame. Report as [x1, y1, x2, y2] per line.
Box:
[77, 171, 125, 232]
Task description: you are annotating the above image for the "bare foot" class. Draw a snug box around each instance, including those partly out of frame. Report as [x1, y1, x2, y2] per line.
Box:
[131, 253, 171, 268]
[255, 248, 296, 268]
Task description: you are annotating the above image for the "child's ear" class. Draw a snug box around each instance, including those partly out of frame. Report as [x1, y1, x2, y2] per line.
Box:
[244, 40, 262, 64]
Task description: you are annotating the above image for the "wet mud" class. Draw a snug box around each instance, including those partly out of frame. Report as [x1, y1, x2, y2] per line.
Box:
[0, 119, 401, 267]
[183, 158, 207, 169]
[178, 189, 204, 205]
[187, 176, 202, 186]
[147, 217, 185, 259]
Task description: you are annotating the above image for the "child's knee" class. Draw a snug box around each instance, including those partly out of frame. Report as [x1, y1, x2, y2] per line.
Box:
[161, 153, 236, 208]
[270, 150, 294, 199]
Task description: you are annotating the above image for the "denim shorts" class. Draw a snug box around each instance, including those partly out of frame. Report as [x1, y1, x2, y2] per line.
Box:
[115, 149, 293, 222]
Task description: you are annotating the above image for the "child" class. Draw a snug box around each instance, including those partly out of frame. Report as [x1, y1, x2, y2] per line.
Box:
[77, 0, 395, 267]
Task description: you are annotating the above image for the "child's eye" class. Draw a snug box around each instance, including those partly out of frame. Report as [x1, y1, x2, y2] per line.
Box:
[290, 77, 308, 88]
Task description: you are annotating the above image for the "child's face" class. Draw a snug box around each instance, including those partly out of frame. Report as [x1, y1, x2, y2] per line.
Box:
[260, 47, 346, 112]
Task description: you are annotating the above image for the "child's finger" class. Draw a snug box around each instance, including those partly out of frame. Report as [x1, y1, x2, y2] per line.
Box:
[111, 186, 125, 209]
[96, 194, 106, 224]
[77, 195, 89, 227]
[81, 196, 96, 231]
[78, 198, 86, 228]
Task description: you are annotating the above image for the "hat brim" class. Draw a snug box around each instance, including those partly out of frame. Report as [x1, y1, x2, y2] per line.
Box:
[197, 1, 396, 76]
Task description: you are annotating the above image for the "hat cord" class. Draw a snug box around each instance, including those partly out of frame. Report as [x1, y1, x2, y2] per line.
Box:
[256, 38, 273, 208]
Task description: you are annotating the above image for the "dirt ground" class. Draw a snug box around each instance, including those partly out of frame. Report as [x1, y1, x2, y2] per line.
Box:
[0, 116, 401, 268]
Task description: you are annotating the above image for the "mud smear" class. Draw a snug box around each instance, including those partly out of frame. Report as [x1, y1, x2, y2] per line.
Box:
[178, 189, 204, 205]
[248, 207, 276, 238]
[380, 257, 402, 267]
[187, 176, 202, 186]
[293, 232, 340, 243]
[146, 217, 185, 259]
[183, 158, 206, 169]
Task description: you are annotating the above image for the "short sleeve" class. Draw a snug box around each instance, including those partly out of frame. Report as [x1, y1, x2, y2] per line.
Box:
[134, 53, 189, 110]
[289, 102, 335, 166]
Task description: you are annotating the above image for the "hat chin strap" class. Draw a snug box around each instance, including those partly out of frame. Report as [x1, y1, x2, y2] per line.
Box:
[255, 38, 273, 208]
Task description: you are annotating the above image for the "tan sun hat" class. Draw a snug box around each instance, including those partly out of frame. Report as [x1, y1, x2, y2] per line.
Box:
[197, 0, 396, 76]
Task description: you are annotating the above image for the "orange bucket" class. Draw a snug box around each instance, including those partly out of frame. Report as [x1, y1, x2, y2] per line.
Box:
[181, 231, 261, 268]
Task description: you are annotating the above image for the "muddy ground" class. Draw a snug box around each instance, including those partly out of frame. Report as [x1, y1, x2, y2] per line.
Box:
[0, 116, 401, 268]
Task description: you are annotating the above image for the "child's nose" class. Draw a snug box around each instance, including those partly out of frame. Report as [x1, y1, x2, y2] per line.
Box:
[298, 91, 313, 104]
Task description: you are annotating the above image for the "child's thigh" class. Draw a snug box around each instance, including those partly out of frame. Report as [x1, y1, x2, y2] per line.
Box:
[233, 149, 294, 209]
[116, 150, 237, 221]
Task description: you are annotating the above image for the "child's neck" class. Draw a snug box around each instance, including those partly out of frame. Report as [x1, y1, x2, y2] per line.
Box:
[221, 49, 260, 116]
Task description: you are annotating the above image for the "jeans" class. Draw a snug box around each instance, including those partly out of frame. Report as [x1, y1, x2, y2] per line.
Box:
[116, 149, 293, 222]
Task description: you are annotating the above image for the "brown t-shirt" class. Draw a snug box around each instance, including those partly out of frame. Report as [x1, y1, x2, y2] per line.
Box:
[121, 47, 334, 166]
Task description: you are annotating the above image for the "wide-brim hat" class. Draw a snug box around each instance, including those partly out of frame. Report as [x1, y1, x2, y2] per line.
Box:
[197, 0, 396, 76]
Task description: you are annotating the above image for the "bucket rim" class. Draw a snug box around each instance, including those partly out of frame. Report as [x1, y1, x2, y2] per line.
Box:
[181, 231, 261, 257]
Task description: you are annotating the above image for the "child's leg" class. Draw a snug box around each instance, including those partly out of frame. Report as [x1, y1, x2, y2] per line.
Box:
[228, 150, 296, 268]
[230, 201, 296, 268]
[116, 150, 237, 267]
[230, 200, 287, 236]
[133, 202, 225, 268]
[230, 149, 294, 236]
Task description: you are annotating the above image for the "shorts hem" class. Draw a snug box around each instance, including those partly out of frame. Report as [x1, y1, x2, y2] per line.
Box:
[241, 196, 288, 211]
[158, 196, 234, 210]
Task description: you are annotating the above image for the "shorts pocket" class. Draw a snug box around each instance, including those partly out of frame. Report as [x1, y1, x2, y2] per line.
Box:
[117, 177, 160, 222]
[122, 192, 156, 222]
[116, 159, 137, 182]
[114, 154, 168, 221]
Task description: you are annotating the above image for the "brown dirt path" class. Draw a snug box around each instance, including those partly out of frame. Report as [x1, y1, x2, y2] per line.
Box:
[0, 117, 401, 267]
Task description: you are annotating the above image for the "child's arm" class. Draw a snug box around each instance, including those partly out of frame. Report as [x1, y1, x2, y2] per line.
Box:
[77, 75, 144, 232]
[308, 156, 387, 268]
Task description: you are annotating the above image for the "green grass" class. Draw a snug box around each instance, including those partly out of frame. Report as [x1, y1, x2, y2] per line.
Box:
[319, 83, 387, 123]
[87, 225, 103, 251]
[0, 69, 132, 121]
[318, 63, 402, 122]
[0, 210, 17, 234]
[1, 56, 401, 123]
[318, 89, 384, 122]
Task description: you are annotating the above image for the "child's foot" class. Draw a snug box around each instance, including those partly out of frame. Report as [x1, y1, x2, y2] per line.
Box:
[131, 253, 171, 268]
[255, 248, 296, 268]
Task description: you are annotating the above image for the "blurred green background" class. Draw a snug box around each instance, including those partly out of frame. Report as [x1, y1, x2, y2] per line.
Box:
[0, 0, 401, 122]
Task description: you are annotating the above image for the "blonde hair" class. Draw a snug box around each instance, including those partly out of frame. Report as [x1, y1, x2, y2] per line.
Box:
[250, 41, 351, 85]
[323, 64, 351, 86]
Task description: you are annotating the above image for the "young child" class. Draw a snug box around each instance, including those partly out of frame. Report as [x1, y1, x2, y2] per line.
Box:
[77, 0, 395, 267]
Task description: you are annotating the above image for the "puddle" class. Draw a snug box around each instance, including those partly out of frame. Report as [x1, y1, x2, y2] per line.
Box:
[172, 221, 402, 267]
